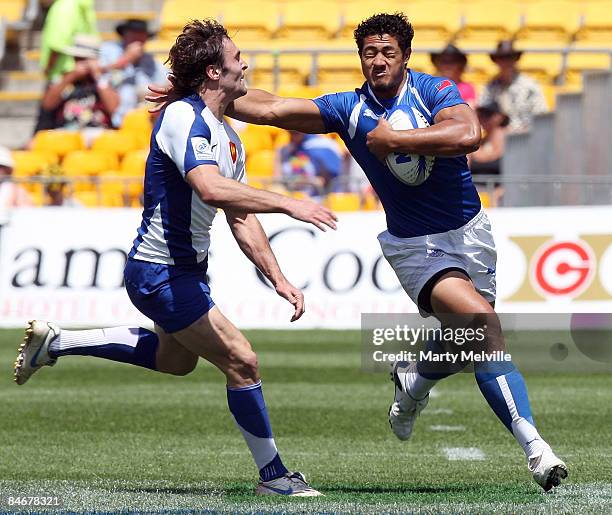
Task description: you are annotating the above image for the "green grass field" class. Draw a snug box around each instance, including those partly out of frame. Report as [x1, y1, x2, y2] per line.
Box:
[1, 329, 611, 514]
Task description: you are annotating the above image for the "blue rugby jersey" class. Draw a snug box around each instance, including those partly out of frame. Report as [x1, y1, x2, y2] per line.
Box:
[313, 70, 481, 238]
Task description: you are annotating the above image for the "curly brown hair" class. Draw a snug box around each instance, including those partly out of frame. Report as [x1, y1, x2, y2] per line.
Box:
[354, 13, 414, 54]
[166, 19, 228, 96]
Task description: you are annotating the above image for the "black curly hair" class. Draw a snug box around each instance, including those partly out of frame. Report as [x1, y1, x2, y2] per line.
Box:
[166, 19, 228, 96]
[354, 13, 414, 54]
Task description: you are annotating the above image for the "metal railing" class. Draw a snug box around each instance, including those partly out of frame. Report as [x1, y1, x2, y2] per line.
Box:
[3, 174, 612, 208]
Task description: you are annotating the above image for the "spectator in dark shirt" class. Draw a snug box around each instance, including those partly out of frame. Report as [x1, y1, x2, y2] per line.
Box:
[41, 35, 119, 144]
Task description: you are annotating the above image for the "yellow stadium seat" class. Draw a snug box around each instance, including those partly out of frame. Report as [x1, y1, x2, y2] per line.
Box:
[338, 1, 382, 38]
[540, 84, 557, 110]
[243, 47, 312, 90]
[455, 0, 521, 46]
[239, 126, 274, 154]
[408, 52, 436, 75]
[159, 0, 221, 40]
[32, 130, 85, 158]
[564, 51, 612, 85]
[275, 1, 341, 40]
[478, 191, 491, 208]
[62, 150, 119, 177]
[121, 108, 152, 133]
[246, 149, 276, 178]
[317, 52, 363, 89]
[276, 86, 324, 99]
[515, 0, 582, 48]
[62, 150, 119, 193]
[575, 1, 612, 45]
[467, 53, 499, 77]
[343, 3, 450, 44]
[222, 1, 280, 41]
[325, 192, 361, 212]
[517, 52, 563, 84]
[11, 151, 59, 177]
[121, 150, 148, 176]
[92, 130, 140, 158]
[97, 171, 130, 207]
[0, 0, 25, 24]
[272, 130, 291, 149]
[407, 0, 463, 44]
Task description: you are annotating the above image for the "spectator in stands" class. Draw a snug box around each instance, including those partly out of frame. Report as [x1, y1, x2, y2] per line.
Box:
[430, 44, 476, 107]
[469, 102, 509, 206]
[277, 132, 342, 198]
[0, 146, 33, 209]
[40, 0, 97, 81]
[480, 40, 548, 134]
[41, 35, 119, 144]
[43, 164, 81, 207]
[100, 19, 168, 128]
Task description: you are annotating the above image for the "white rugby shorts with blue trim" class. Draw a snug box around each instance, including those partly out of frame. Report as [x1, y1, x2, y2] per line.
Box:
[378, 209, 497, 315]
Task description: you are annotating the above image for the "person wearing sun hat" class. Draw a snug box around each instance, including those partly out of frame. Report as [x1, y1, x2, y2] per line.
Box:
[478, 40, 547, 134]
[99, 19, 168, 127]
[430, 44, 476, 107]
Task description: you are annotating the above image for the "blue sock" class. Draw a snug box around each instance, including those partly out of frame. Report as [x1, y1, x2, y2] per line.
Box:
[416, 337, 464, 380]
[475, 360, 547, 457]
[227, 381, 288, 481]
[48, 327, 158, 370]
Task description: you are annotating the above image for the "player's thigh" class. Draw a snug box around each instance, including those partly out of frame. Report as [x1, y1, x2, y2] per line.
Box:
[170, 306, 257, 385]
[430, 271, 504, 351]
[154, 324, 199, 376]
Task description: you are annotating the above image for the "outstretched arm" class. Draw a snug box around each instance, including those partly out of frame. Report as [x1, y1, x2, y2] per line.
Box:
[366, 104, 481, 159]
[226, 210, 305, 322]
[186, 165, 337, 231]
[227, 89, 326, 133]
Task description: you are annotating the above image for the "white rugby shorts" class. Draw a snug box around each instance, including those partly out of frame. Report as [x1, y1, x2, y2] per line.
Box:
[378, 209, 497, 315]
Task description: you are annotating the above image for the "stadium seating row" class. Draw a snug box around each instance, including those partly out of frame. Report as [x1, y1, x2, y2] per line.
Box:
[157, 0, 612, 48]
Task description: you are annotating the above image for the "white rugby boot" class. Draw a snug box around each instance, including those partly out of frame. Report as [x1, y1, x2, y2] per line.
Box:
[255, 471, 322, 496]
[529, 446, 568, 491]
[388, 361, 429, 441]
[14, 320, 59, 385]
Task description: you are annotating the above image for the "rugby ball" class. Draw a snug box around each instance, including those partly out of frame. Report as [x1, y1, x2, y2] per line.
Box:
[384, 106, 435, 186]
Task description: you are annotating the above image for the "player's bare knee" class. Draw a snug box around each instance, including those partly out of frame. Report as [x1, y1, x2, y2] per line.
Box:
[227, 349, 259, 382]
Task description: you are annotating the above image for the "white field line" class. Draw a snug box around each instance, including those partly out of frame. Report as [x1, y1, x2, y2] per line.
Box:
[443, 447, 486, 461]
[430, 425, 466, 432]
[424, 408, 454, 415]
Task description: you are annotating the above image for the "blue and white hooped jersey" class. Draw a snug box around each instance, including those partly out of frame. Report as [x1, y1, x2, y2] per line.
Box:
[313, 69, 481, 238]
[129, 93, 246, 265]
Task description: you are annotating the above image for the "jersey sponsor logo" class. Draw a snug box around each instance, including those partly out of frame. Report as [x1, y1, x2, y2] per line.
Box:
[435, 80, 453, 92]
[191, 136, 215, 161]
[229, 141, 237, 163]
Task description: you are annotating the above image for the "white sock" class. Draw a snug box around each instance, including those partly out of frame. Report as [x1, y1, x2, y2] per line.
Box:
[49, 327, 141, 353]
[512, 417, 549, 459]
[402, 363, 438, 400]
